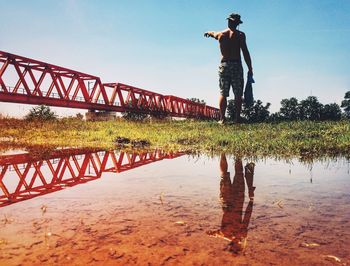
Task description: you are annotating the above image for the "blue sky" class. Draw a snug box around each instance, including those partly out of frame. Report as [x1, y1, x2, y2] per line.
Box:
[0, 0, 349, 116]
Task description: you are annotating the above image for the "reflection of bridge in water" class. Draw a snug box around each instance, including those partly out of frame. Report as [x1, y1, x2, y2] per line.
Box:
[0, 149, 185, 207]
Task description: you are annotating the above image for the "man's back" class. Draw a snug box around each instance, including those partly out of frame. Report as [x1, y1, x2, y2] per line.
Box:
[218, 29, 243, 61]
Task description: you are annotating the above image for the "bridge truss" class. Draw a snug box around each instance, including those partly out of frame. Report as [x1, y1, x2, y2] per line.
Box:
[0, 50, 220, 119]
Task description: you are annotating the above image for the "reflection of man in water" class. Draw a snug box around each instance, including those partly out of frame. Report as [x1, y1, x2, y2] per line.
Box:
[208, 153, 255, 253]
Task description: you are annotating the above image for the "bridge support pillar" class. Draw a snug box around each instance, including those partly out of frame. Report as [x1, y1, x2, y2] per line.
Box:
[85, 110, 116, 121]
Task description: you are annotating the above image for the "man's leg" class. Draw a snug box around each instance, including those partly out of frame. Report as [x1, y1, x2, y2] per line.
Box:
[218, 63, 229, 123]
[234, 95, 242, 123]
[245, 163, 255, 200]
[220, 153, 228, 175]
[219, 95, 227, 121]
[232, 62, 244, 123]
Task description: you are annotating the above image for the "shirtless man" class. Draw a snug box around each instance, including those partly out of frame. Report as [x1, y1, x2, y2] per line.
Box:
[204, 13, 253, 123]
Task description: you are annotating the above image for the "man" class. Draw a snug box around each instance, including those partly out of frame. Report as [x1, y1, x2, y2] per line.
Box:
[204, 13, 253, 123]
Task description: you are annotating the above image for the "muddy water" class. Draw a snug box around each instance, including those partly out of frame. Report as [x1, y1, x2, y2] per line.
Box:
[0, 149, 349, 265]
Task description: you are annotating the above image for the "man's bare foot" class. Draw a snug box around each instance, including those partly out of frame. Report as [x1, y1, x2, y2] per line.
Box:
[218, 119, 226, 125]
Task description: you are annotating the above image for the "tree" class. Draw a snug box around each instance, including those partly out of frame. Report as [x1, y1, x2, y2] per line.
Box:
[243, 100, 271, 123]
[279, 97, 300, 120]
[121, 101, 148, 121]
[187, 98, 206, 105]
[298, 96, 323, 121]
[122, 110, 148, 121]
[341, 91, 350, 118]
[227, 99, 271, 123]
[76, 113, 84, 120]
[320, 103, 342, 121]
[149, 112, 168, 120]
[226, 99, 236, 122]
[268, 112, 283, 123]
[25, 105, 57, 121]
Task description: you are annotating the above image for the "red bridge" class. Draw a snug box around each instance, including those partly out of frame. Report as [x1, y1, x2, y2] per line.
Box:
[0, 148, 185, 207]
[0, 50, 219, 119]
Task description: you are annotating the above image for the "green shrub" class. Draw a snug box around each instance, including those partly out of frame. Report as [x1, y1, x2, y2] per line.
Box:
[25, 105, 57, 121]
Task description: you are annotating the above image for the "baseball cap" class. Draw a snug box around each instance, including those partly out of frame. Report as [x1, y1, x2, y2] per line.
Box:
[226, 13, 243, 24]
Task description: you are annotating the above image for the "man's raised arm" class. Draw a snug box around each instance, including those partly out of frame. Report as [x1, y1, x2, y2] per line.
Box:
[240, 32, 253, 75]
[204, 31, 222, 40]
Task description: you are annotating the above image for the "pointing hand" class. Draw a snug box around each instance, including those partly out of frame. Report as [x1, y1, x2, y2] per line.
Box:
[204, 32, 212, 38]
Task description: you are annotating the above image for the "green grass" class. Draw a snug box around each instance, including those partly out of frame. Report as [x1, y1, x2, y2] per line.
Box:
[0, 118, 349, 158]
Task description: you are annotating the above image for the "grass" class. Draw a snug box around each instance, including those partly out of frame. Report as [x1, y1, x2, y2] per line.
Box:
[0, 118, 349, 158]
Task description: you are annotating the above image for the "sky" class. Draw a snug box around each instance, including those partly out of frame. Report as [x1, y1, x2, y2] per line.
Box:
[0, 0, 349, 117]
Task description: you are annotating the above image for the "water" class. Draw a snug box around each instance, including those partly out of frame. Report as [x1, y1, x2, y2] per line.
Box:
[0, 149, 349, 265]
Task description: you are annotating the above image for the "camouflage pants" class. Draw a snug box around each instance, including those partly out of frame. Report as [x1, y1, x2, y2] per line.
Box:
[218, 61, 243, 97]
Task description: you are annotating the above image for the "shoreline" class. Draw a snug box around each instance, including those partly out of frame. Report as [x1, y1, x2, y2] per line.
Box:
[1, 118, 349, 159]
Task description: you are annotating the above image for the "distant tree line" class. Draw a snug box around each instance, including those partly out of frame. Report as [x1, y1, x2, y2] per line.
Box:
[227, 91, 350, 123]
[187, 98, 206, 105]
[2, 92, 349, 123]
